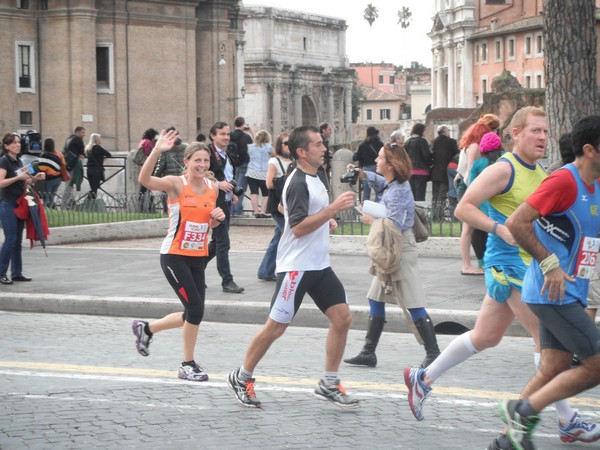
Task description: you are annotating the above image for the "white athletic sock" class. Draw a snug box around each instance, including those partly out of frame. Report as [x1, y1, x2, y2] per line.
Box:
[555, 400, 576, 424]
[323, 372, 339, 386]
[239, 366, 253, 381]
[424, 331, 478, 385]
[534, 352, 575, 423]
[534, 352, 540, 367]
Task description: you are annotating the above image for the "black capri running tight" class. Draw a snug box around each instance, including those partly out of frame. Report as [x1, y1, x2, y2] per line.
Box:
[160, 253, 207, 325]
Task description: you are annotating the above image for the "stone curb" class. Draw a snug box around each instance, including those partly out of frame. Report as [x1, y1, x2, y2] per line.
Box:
[7, 220, 499, 335]
[0, 292, 530, 337]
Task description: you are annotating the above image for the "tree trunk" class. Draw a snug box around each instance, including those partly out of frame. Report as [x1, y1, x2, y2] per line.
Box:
[544, 0, 597, 162]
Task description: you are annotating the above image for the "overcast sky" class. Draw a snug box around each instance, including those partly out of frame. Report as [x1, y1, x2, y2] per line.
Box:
[242, 0, 435, 68]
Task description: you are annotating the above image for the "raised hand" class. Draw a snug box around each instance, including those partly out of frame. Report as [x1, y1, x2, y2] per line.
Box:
[154, 129, 179, 153]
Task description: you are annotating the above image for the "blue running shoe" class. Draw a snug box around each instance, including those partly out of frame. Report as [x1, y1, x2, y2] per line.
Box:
[559, 413, 600, 443]
[403, 367, 431, 421]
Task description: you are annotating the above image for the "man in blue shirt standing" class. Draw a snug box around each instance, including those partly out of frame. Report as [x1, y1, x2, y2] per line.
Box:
[206, 122, 244, 294]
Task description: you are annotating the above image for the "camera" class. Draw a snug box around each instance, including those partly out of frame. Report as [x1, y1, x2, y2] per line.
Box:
[20, 130, 42, 155]
[230, 180, 245, 198]
[340, 168, 359, 185]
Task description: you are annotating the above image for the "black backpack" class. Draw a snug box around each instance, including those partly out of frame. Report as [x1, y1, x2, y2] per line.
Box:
[226, 142, 242, 167]
[229, 129, 250, 167]
[62, 135, 78, 171]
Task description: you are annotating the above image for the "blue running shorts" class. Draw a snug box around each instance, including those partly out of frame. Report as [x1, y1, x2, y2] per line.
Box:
[485, 265, 526, 303]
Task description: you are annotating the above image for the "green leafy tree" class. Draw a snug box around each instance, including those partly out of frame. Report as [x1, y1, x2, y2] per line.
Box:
[363, 3, 379, 29]
[544, 0, 597, 162]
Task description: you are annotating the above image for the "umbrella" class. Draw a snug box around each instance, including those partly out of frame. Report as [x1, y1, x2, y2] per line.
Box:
[14, 188, 49, 256]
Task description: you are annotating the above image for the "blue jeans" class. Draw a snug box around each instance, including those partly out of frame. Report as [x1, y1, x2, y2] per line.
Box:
[361, 165, 376, 202]
[0, 200, 24, 278]
[231, 163, 248, 216]
[447, 167, 457, 200]
[206, 202, 233, 284]
[45, 177, 62, 208]
[447, 167, 458, 220]
[257, 214, 285, 278]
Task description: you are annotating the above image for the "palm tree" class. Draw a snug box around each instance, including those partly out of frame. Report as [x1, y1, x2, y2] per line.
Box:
[397, 6, 412, 29]
[363, 4, 379, 87]
[363, 3, 378, 29]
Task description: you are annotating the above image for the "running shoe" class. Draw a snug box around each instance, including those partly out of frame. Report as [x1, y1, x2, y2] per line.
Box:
[227, 369, 261, 408]
[486, 435, 531, 450]
[132, 319, 152, 357]
[403, 367, 431, 421]
[313, 379, 360, 409]
[486, 438, 503, 450]
[178, 361, 209, 382]
[558, 412, 600, 443]
[499, 400, 540, 450]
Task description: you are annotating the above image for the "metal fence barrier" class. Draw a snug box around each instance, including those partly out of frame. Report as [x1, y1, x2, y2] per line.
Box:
[27, 190, 463, 237]
[333, 200, 462, 238]
[40, 192, 167, 228]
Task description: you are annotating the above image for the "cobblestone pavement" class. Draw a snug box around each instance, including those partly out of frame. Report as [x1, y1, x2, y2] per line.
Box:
[1, 312, 599, 449]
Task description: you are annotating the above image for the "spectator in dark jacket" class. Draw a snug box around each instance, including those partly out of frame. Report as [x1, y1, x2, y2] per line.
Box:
[154, 127, 186, 212]
[546, 132, 575, 174]
[154, 129, 186, 178]
[205, 121, 244, 295]
[404, 123, 432, 202]
[354, 126, 383, 203]
[230, 117, 254, 217]
[38, 138, 66, 208]
[62, 126, 86, 208]
[84, 133, 112, 199]
[430, 125, 459, 220]
[319, 122, 333, 185]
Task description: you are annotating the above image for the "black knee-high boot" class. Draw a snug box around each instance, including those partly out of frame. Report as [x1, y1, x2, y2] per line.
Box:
[414, 315, 440, 368]
[344, 316, 385, 367]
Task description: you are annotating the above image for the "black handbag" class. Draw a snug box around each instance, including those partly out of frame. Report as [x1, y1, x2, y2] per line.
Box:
[267, 158, 286, 215]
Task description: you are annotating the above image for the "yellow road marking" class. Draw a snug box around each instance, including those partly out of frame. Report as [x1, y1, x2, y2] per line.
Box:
[1, 361, 599, 408]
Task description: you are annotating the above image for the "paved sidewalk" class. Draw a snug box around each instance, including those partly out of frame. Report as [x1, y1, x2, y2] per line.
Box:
[0, 224, 512, 336]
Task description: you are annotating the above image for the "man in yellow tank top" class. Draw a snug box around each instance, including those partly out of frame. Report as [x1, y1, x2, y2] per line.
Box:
[404, 107, 600, 448]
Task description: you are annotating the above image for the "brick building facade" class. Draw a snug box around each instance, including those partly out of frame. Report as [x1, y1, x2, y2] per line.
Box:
[0, 0, 243, 151]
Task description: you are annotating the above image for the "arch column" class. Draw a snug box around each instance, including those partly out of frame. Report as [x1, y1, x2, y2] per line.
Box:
[447, 44, 455, 107]
[235, 39, 246, 116]
[344, 82, 352, 143]
[271, 75, 282, 134]
[326, 76, 334, 124]
[293, 81, 302, 127]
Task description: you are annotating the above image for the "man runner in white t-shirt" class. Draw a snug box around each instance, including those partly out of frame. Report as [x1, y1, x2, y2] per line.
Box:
[227, 125, 358, 409]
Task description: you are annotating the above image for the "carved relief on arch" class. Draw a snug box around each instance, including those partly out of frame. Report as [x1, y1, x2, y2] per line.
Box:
[456, 42, 463, 60]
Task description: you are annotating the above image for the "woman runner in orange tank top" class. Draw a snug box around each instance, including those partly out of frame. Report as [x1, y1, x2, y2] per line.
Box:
[131, 129, 226, 382]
